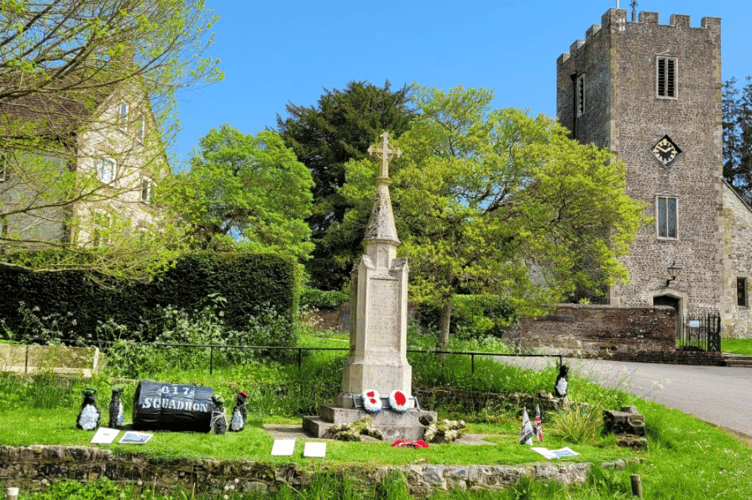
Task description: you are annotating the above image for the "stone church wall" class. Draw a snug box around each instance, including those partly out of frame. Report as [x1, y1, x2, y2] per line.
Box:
[557, 9, 725, 322]
[722, 183, 752, 338]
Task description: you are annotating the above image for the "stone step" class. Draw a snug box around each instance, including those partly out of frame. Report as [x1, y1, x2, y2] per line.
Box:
[722, 354, 752, 367]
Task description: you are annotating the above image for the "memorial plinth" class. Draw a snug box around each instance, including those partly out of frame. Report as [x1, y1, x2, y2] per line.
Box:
[303, 132, 435, 440]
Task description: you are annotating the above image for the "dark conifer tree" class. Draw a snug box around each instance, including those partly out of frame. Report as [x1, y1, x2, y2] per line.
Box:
[723, 77, 752, 202]
[278, 80, 415, 290]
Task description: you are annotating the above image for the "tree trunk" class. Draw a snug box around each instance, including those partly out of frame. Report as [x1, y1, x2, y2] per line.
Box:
[438, 300, 452, 363]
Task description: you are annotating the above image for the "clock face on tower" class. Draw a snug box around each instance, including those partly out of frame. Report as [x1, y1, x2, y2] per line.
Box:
[651, 135, 682, 167]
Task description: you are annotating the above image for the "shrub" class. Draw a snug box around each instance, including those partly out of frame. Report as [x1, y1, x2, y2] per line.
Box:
[417, 294, 519, 339]
[300, 288, 348, 310]
[0, 252, 299, 346]
[549, 404, 603, 444]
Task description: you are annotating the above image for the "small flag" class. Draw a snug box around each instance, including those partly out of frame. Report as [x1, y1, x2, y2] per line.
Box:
[534, 405, 543, 442]
[519, 408, 534, 445]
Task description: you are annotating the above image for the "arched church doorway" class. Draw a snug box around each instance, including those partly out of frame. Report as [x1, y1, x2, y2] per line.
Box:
[653, 295, 682, 340]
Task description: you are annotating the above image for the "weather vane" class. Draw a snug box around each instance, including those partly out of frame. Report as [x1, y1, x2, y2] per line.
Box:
[630, 0, 638, 21]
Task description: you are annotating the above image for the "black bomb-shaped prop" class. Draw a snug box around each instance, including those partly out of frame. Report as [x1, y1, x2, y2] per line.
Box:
[76, 388, 100, 430]
[554, 365, 569, 398]
[229, 391, 248, 432]
[108, 385, 125, 429]
[133, 381, 214, 433]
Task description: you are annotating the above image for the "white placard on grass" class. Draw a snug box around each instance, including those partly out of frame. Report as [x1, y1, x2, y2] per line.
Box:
[90, 427, 120, 444]
[271, 439, 296, 456]
[303, 442, 327, 458]
[119, 431, 153, 444]
[531, 447, 579, 459]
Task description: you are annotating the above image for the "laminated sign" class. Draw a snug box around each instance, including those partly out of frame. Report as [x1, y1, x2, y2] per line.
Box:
[133, 381, 214, 433]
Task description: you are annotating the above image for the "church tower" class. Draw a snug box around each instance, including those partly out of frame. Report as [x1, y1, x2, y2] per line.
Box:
[556, 9, 723, 327]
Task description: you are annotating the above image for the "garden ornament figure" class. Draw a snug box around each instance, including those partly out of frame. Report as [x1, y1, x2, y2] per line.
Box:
[229, 391, 248, 432]
[77, 388, 100, 430]
[554, 364, 569, 398]
[108, 385, 125, 429]
[211, 395, 227, 434]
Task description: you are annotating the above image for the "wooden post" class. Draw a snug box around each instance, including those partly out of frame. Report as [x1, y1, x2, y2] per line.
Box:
[6, 487, 20, 500]
[630, 474, 643, 498]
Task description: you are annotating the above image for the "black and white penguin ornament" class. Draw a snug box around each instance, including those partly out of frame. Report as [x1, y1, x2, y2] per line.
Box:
[554, 364, 569, 399]
[108, 385, 125, 429]
[76, 388, 101, 430]
[229, 391, 248, 432]
[211, 395, 227, 435]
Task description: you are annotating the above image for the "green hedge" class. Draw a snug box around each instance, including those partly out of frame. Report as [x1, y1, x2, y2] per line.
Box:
[300, 287, 348, 310]
[0, 252, 299, 345]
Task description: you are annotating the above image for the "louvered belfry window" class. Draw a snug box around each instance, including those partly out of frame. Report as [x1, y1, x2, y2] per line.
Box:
[657, 56, 677, 98]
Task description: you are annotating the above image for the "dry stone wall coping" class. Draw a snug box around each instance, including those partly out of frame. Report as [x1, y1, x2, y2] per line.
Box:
[0, 445, 641, 496]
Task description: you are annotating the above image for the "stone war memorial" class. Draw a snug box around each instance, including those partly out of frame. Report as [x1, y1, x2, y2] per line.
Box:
[303, 132, 436, 440]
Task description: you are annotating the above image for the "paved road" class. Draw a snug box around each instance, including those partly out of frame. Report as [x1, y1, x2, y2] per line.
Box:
[497, 357, 752, 442]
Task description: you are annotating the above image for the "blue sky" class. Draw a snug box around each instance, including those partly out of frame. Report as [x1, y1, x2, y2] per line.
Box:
[171, 0, 752, 165]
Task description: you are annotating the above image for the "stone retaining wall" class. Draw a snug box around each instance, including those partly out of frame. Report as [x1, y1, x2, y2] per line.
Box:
[519, 304, 723, 365]
[520, 304, 676, 358]
[0, 445, 638, 497]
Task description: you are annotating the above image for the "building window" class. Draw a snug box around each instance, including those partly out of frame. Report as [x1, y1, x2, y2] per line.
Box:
[657, 56, 677, 99]
[738, 278, 748, 307]
[97, 157, 115, 184]
[0, 153, 8, 182]
[141, 178, 153, 203]
[657, 196, 677, 239]
[136, 114, 145, 141]
[119, 103, 128, 129]
[576, 74, 585, 116]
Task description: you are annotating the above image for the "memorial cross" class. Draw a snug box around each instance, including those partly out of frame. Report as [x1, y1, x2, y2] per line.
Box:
[368, 132, 401, 179]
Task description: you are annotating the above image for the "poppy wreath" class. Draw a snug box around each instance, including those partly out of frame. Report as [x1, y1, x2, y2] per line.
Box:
[362, 389, 382, 413]
[388, 390, 410, 413]
[392, 439, 429, 448]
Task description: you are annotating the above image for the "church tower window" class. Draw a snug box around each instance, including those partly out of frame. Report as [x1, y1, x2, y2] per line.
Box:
[738, 278, 748, 307]
[657, 196, 678, 239]
[656, 56, 678, 99]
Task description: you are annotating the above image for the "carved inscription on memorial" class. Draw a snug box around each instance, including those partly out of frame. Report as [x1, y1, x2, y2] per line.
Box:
[368, 278, 400, 349]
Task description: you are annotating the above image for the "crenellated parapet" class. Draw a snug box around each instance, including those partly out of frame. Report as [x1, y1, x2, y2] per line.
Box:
[558, 9, 721, 64]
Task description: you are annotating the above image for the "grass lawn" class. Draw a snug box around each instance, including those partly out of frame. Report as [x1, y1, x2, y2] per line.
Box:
[722, 338, 752, 355]
[0, 403, 633, 467]
[2, 328, 752, 498]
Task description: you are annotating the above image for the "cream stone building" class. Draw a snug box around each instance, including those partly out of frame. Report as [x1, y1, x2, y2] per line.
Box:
[0, 76, 167, 251]
[557, 8, 752, 338]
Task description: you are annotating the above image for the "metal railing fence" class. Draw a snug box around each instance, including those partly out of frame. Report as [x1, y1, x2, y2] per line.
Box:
[71, 340, 562, 375]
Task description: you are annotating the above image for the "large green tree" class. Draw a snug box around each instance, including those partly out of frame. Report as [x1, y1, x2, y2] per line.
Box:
[0, 0, 221, 278]
[164, 125, 314, 259]
[0, 0, 221, 145]
[342, 85, 646, 350]
[723, 77, 752, 202]
[277, 80, 414, 289]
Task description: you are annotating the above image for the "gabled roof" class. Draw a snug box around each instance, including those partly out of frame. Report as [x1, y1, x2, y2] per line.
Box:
[0, 71, 115, 138]
[723, 179, 752, 215]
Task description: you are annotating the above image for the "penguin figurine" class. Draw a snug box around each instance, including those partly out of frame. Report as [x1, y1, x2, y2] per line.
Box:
[76, 388, 101, 430]
[554, 364, 569, 399]
[229, 391, 248, 432]
[108, 385, 125, 429]
[211, 395, 227, 435]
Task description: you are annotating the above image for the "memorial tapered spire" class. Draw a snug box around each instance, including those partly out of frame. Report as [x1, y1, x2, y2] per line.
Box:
[363, 132, 400, 245]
